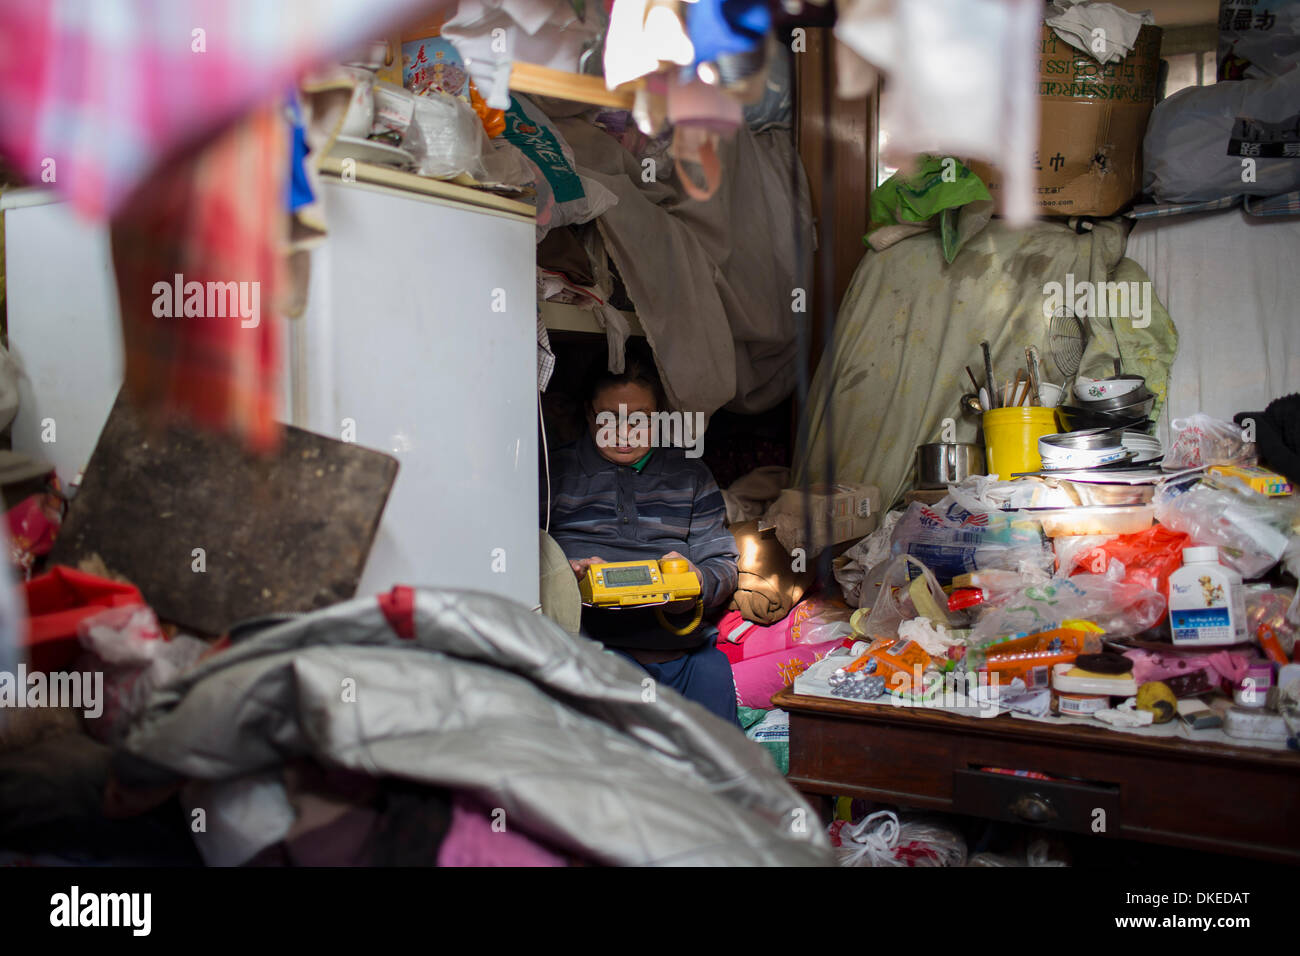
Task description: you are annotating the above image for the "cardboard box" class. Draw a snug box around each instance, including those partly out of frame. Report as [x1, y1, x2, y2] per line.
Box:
[762, 483, 882, 554]
[968, 24, 1163, 218]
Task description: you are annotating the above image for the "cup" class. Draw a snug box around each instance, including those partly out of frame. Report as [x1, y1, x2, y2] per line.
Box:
[983, 407, 1058, 478]
[1037, 382, 1063, 408]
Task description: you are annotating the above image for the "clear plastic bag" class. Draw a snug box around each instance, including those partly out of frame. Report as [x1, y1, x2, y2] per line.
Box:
[969, 573, 1167, 643]
[1163, 414, 1252, 471]
[76, 605, 208, 744]
[1153, 478, 1295, 578]
[787, 597, 854, 645]
[834, 509, 904, 608]
[1052, 534, 1116, 577]
[860, 555, 949, 641]
[403, 91, 489, 181]
[1244, 586, 1298, 661]
[1058, 524, 1192, 601]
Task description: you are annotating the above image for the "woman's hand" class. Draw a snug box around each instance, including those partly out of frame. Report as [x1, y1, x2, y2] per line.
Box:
[570, 556, 607, 579]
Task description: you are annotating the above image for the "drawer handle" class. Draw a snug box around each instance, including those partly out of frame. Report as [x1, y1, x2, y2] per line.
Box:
[1009, 792, 1057, 824]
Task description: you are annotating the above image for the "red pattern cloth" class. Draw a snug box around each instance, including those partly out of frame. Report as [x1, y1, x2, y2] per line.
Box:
[0, 0, 429, 218]
[109, 107, 285, 450]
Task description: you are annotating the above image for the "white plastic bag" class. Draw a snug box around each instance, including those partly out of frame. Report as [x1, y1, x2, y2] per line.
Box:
[1163, 413, 1251, 471]
[370, 80, 417, 139]
[76, 605, 208, 743]
[891, 499, 1054, 585]
[1154, 479, 1295, 578]
[832, 810, 967, 867]
[403, 92, 490, 180]
[1143, 70, 1300, 203]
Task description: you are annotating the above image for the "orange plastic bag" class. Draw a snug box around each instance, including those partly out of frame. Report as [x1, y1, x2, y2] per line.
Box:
[1068, 524, 1189, 613]
[469, 83, 505, 138]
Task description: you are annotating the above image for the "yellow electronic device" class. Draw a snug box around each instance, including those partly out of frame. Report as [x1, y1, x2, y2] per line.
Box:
[579, 559, 701, 608]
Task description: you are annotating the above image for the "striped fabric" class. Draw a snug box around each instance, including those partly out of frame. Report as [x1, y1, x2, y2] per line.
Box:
[547, 436, 738, 608]
[1127, 192, 1300, 220]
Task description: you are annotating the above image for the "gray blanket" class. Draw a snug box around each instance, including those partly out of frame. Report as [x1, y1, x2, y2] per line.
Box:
[117, 589, 831, 866]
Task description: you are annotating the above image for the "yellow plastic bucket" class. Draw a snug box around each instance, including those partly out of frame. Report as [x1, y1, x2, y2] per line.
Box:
[982, 407, 1058, 478]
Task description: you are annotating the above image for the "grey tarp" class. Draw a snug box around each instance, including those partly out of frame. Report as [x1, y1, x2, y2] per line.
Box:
[116, 589, 831, 866]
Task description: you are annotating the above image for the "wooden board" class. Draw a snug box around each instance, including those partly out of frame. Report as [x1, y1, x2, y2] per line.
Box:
[49, 392, 398, 636]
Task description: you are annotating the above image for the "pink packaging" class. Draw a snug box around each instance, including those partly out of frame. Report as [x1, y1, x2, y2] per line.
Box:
[717, 609, 794, 665]
[730, 639, 844, 709]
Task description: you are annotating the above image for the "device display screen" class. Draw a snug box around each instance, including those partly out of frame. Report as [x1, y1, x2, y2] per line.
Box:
[603, 566, 653, 587]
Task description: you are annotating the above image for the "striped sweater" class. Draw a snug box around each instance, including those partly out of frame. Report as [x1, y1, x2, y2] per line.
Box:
[546, 435, 738, 608]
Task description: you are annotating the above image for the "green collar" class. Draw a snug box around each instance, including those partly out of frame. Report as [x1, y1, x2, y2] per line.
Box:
[630, 450, 654, 473]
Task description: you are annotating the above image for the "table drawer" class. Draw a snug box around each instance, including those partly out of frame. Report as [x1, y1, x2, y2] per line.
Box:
[953, 768, 1120, 837]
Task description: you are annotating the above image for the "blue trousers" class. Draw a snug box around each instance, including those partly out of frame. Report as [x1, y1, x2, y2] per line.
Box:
[612, 642, 740, 727]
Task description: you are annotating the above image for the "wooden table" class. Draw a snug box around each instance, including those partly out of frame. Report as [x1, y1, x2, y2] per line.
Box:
[772, 688, 1300, 863]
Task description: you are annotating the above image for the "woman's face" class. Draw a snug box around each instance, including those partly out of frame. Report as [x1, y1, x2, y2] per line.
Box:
[588, 381, 657, 466]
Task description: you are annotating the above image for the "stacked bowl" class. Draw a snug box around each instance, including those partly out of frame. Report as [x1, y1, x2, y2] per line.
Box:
[1046, 374, 1163, 470]
[1039, 427, 1133, 471]
[1056, 375, 1157, 434]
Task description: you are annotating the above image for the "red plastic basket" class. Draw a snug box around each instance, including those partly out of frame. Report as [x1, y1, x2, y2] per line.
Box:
[21, 566, 144, 672]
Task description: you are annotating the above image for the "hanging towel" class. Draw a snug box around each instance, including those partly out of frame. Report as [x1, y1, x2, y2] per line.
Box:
[1045, 1, 1151, 66]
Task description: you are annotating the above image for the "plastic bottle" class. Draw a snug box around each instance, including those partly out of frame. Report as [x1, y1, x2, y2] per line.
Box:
[1168, 546, 1248, 646]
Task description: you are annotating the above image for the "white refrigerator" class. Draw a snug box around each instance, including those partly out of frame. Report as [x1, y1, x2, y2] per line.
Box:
[3, 176, 539, 610]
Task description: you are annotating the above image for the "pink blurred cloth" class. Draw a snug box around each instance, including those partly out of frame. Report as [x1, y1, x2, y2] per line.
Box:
[437, 795, 569, 868]
[0, 0, 429, 218]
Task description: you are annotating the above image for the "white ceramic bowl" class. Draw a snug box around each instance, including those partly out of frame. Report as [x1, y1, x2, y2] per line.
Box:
[1074, 376, 1146, 403]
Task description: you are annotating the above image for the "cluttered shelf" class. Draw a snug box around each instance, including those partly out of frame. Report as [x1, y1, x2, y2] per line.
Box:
[317, 155, 535, 220]
[540, 299, 642, 337]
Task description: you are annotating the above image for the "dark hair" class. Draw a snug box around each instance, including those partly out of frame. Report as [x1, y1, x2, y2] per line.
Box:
[582, 340, 666, 411]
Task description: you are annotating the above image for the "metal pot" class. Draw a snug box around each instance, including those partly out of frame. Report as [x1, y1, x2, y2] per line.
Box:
[915, 442, 985, 489]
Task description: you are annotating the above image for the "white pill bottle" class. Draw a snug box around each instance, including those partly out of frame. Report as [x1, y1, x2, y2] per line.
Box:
[1168, 546, 1248, 646]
